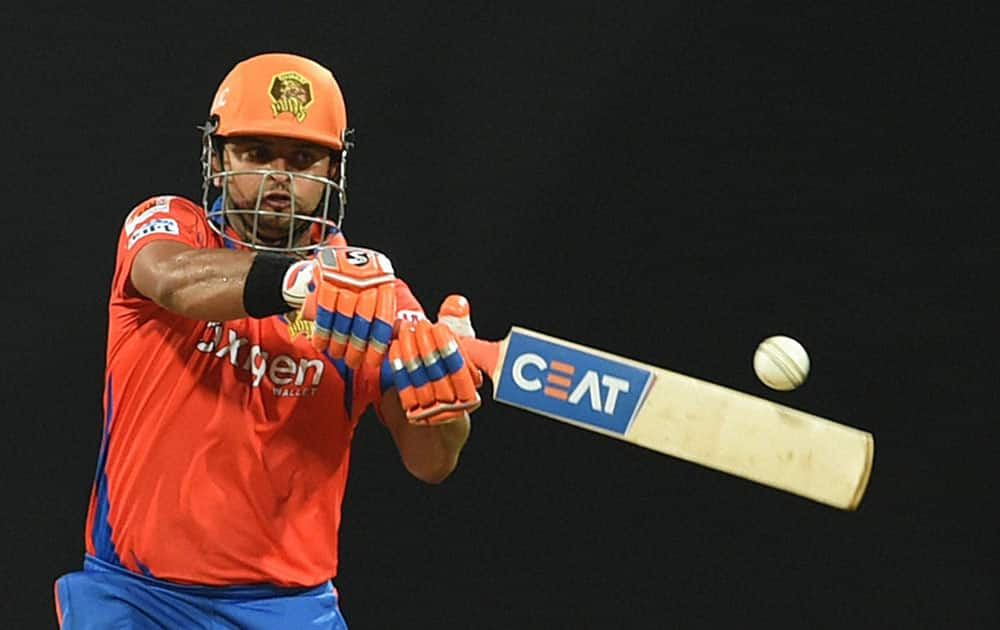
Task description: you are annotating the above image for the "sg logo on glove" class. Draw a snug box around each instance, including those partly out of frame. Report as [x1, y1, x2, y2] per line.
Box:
[302, 246, 397, 369]
[316, 248, 394, 286]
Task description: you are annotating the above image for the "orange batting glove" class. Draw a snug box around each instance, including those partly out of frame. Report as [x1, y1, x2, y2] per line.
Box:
[298, 246, 397, 370]
[388, 295, 484, 425]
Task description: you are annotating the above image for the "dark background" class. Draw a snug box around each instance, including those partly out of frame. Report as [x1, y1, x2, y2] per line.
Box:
[3, 2, 996, 628]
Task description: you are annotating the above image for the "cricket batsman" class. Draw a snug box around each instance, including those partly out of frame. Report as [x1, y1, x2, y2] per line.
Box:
[53, 52, 483, 629]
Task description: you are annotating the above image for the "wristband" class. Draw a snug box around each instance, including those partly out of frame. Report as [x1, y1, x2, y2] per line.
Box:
[243, 252, 299, 318]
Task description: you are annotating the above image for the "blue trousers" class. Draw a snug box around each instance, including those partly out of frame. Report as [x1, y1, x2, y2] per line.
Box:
[54, 555, 347, 629]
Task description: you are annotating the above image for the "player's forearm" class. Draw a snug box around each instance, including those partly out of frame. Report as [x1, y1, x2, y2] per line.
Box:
[396, 416, 471, 484]
[383, 385, 472, 483]
[138, 246, 257, 321]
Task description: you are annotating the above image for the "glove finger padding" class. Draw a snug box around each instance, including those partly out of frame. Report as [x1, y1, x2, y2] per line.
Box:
[437, 294, 476, 338]
[430, 321, 481, 397]
[391, 321, 482, 425]
[307, 246, 397, 369]
[311, 282, 340, 351]
[389, 343, 419, 412]
[344, 288, 376, 368]
[366, 283, 396, 367]
[415, 319, 458, 404]
[436, 294, 484, 390]
[328, 288, 359, 358]
[398, 322, 435, 408]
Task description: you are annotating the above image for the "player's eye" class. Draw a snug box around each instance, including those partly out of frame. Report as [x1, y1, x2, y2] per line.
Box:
[290, 150, 322, 170]
[246, 146, 272, 163]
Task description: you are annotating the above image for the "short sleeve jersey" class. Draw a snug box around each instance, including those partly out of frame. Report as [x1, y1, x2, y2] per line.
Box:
[83, 195, 424, 587]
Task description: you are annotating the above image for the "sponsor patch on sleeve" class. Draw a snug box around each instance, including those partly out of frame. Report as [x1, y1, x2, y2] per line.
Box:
[127, 217, 180, 249]
[124, 196, 174, 236]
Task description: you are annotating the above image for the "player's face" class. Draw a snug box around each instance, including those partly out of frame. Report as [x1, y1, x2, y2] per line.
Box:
[220, 136, 337, 245]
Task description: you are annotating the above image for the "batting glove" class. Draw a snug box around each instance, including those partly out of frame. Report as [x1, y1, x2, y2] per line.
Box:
[297, 246, 397, 369]
[389, 295, 484, 425]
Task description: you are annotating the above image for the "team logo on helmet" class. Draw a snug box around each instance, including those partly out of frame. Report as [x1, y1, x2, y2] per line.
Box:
[269, 71, 313, 122]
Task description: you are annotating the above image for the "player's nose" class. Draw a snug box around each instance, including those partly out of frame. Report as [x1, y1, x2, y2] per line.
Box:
[264, 159, 292, 181]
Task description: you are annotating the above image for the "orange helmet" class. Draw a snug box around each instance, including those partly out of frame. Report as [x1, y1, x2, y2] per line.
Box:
[200, 53, 354, 253]
[209, 52, 348, 150]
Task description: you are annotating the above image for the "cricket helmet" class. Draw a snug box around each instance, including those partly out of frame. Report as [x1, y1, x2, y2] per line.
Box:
[200, 52, 354, 253]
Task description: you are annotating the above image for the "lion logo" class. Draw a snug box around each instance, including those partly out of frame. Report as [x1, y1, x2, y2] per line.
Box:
[269, 72, 313, 122]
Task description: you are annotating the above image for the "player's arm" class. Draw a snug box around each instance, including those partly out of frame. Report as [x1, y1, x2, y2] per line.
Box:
[129, 240, 259, 320]
[379, 389, 471, 484]
[379, 295, 483, 483]
[131, 241, 395, 370]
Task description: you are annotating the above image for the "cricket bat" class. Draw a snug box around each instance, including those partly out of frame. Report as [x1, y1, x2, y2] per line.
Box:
[460, 327, 874, 510]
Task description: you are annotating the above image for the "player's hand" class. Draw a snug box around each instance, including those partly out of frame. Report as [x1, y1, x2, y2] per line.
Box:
[389, 295, 484, 425]
[300, 246, 397, 369]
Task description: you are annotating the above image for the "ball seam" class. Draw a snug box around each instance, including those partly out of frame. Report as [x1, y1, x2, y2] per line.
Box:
[761, 340, 806, 386]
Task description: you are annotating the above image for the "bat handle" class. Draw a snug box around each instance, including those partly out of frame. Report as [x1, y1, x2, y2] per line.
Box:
[458, 337, 501, 381]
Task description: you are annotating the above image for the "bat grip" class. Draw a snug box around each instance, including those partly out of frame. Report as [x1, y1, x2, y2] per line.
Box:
[458, 337, 501, 380]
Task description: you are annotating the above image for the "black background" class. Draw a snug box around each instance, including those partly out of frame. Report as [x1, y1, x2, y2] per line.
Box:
[2, 2, 996, 628]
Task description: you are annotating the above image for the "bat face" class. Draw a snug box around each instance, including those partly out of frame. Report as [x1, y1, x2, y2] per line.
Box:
[477, 326, 873, 510]
[493, 328, 657, 436]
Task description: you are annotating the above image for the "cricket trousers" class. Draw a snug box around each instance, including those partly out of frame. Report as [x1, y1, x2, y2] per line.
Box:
[54, 555, 348, 629]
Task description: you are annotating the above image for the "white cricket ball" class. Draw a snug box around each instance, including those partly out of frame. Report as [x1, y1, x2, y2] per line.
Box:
[753, 335, 810, 391]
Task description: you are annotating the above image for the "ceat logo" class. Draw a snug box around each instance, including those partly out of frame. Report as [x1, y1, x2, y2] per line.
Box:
[510, 354, 632, 415]
[495, 329, 655, 435]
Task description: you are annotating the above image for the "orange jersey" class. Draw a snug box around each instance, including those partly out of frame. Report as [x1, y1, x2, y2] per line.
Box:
[83, 195, 424, 587]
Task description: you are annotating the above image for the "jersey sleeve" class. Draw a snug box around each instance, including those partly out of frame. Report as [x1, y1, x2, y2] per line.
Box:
[110, 196, 209, 302]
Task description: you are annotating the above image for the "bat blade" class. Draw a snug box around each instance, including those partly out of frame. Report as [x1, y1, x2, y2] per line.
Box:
[462, 327, 874, 510]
